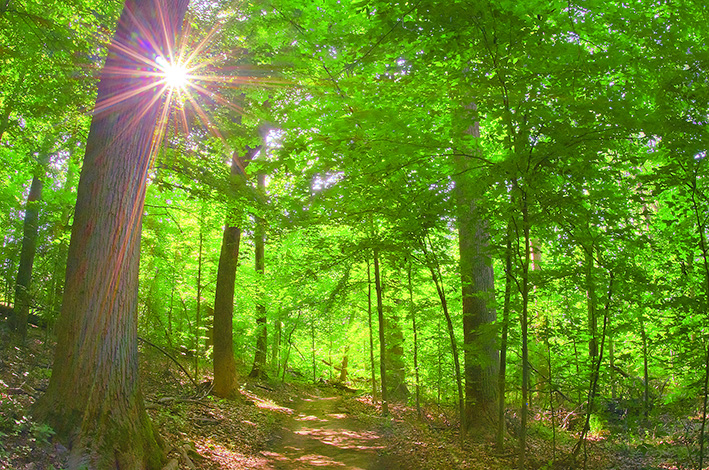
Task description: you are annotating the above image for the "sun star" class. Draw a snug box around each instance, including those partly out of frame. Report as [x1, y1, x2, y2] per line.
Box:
[156, 55, 189, 90]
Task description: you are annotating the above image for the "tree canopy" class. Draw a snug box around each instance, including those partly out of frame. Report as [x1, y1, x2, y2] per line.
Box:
[2, 0, 709, 468]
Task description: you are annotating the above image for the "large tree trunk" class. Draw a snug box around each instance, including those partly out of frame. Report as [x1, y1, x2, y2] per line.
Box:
[212, 150, 257, 397]
[250, 172, 268, 378]
[33, 1, 189, 468]
[455, 104, 498, 429]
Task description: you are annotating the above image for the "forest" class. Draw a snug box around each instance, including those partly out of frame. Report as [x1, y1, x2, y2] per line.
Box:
[1, 0, 708, 469]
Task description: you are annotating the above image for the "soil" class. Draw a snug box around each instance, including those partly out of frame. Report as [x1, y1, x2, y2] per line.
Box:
[3, 326, 677, 470]
[261, 392, 399, 470]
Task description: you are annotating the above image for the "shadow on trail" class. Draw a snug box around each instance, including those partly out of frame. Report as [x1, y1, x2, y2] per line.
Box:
[261, 394, 400, 470]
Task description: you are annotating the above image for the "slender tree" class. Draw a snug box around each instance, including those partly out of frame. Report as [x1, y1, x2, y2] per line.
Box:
[250, 171, 269, 378]
[373, 247, 388, 416]
[213, 150, 256, 397]
[33, 1, 189, 467]
[11, 149, 50, 338]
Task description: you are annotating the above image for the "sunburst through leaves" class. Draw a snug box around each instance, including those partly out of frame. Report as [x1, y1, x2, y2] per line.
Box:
[92, 3, 273, 169]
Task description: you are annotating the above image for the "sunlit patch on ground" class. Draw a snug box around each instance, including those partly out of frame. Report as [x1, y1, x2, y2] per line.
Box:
[297, 413, 328, 422]
[294, 453, 349, 467]
[194, 437, 271, 469]
[294, 427, 385, 451]
[241, 388, 295, 415]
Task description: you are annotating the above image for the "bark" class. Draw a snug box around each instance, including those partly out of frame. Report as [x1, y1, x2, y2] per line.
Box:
[384, 312, 408, 401]
[33, 1, 189, 468]
[12, 152, 49, 339]
[212, 150, 257, 397]
[250, 172, 268, 379]
[373, 248, 388, 416]
[455, 104, 498, 428]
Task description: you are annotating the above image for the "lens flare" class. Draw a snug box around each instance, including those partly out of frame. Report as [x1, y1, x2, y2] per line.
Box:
[156, 56, 189, 90]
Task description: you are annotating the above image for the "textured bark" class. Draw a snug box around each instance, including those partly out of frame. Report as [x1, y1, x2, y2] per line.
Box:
[250, 172, 268, 379]
[384, 312, 408, 401]
[455, 104, 498, 428]
[33, 1, 189, 468]
[212, 150, 256, 397]
[12, 153, 48, 339]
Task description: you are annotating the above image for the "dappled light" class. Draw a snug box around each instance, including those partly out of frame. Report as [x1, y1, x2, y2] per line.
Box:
[4, 0, 709, 469]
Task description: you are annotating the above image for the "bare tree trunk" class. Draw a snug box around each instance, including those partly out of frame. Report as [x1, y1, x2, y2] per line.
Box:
[408, 260, 421, 418]
[367, 259, 378, 400]
[373, 248, 388, 416]
[690, 183, 709, 470]
[455, 103, 498, 429]
[33, 1, 189, 467]
[12, 151, 49, 339]
[213, 150, 256, 397]
[421, 235, 465, 437]
[250, 172, 268, 379]
[194, 229, 203, 379]
[497, 221, 513, 449]
[271, 309, 282, 371]
[518, 187, 531, 470]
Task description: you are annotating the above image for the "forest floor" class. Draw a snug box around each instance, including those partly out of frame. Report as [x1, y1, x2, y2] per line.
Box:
[0, 327, 699, 469]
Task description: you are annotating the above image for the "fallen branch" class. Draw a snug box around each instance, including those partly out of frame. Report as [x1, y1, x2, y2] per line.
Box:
[138, 336, 198, 388]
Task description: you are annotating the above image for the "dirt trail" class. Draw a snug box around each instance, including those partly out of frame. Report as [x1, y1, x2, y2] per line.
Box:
[260, 393, 400, 470]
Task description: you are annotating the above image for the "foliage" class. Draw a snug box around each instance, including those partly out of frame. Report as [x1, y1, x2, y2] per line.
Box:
[2, 0, 709, 467]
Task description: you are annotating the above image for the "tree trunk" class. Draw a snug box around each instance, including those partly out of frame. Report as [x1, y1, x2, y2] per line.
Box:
[338, 309, 358, 382]
[12, 152, 49, 339]
[250, 172, 268, 379]
[33, 1, 189, 467]
[212, 150, 256, 397]
[408, 260, 421, 418]
[455, 103, 498, 429]
[519, 188, 531, 470]
[421, 235, 465, 436]
[585, 242, 598, 361]
[194, 229, 203, 380]
[690, 183, 709, 470]
[496, 221, 513, 449]
[367, 259, 377, 400]
[373, 248, 388, 416]
[271, 309, 282, 371]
